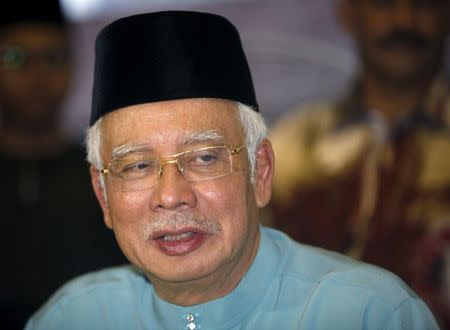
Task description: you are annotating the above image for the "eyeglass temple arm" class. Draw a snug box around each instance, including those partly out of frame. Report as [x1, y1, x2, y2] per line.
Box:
[230, 145, 245, 155]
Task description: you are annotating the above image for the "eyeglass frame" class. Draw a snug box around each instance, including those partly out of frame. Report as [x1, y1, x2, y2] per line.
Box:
[100, 144, 246, 185]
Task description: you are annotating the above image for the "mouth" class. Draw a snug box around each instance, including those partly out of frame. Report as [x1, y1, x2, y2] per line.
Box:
[160, 231, 196, 241]
[152, 229, 208, 256]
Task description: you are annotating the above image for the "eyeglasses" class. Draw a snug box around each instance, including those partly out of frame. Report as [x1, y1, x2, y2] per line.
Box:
[101, 145, 246, 191]
[0, 45, 69, 70]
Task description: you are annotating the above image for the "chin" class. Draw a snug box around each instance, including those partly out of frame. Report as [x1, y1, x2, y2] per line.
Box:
[148, 260, 218, 283]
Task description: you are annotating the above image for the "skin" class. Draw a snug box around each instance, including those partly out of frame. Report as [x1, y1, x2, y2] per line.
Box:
[90, 98, 274, 306]
[339, 0, 449, 123]
[0, 23, 71, 154]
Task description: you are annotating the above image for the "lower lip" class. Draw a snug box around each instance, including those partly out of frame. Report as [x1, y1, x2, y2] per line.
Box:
[154, 232, 207, 256]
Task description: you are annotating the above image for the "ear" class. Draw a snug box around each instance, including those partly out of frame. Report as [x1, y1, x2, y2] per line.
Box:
[337, 0, 356, 35]
[253, 139, 275, 208]
[89, 165, 113, 229]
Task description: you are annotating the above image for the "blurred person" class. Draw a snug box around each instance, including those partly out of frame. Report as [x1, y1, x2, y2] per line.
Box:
[25, 11, 438, 329]
[0, 1, 125, 328]
[269, 0, 450, 326]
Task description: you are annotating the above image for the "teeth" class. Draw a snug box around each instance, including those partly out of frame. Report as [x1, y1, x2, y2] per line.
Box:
[162, 232, 194, 241]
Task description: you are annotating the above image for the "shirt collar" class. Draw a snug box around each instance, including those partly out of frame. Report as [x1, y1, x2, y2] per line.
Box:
[143, 227, 280, 329]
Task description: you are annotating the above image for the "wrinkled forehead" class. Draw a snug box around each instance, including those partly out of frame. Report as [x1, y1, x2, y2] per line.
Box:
[99, 98, 244, 154]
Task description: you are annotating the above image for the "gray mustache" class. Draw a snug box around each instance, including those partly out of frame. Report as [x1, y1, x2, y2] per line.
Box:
[142, 213, 222, 240]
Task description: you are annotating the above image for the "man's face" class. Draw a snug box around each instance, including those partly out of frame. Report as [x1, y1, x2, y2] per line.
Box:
[92, 99, 270, 292]
[0, 23, 70, 129]
[341, 0, 449, 86]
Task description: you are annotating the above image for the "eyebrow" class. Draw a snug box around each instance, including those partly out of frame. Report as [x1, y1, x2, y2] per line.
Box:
[182, 130, 226, 146]
[111, 143, 153, 161]
[110, 130, 226, 161]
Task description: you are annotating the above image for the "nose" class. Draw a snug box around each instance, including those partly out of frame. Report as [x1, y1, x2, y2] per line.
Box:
[157, 158, 184, 177]
[149, 161, 196, 212]
[393, 0, 415, 28]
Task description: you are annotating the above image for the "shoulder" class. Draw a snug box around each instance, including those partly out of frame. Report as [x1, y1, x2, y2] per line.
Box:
[263, 228, 438, 328]
[26, 265, 147, 329]
[270, 227, 413, 302]
[270, 101, 338, 139]
[53, 264, 145, 294]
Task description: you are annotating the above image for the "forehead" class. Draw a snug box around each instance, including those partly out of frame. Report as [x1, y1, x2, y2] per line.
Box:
[0, 23, 66, 48]
[100, 98, 244, 151]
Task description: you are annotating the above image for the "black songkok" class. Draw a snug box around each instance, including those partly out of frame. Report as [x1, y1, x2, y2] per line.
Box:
[0, 0, 67, 30]
[90, 11, 258, 125]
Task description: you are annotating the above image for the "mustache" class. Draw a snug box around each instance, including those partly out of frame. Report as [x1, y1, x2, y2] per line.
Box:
[142, 213, 222, 240]
[376, 29, 432, 51]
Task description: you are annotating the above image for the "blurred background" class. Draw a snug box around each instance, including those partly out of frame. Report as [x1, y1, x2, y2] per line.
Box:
[59, 0, 357, 138]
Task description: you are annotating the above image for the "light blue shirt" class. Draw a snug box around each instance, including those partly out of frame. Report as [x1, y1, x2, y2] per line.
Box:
[26, 227, 438, 329]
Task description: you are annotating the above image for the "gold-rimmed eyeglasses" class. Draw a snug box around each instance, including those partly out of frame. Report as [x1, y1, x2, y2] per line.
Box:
[100, 145, 246, 191]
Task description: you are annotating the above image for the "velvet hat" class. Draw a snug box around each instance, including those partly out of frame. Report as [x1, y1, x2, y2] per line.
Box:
[90, 11, 258, 125]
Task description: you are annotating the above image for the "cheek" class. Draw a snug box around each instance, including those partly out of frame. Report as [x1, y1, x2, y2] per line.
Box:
[106, 192, 151, 259]
[108, 191, 150, 225]
[196, 178, 250, 230]
[196, 177, 247, 209]
[48, 71, 71, 94]
[199, 187, 225, 202]
[0, 74, 26, 98]
[356, 11, 391, 41]
[414, 8, 447, 33]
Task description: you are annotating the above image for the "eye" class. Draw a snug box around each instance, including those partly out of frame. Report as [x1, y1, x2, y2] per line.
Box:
[1, 46, 25, 69]
[194, 152, 219, 165]
[112, 159, 158, 179]
[123, 160, 153, 172]
[186, 148, 223, 166]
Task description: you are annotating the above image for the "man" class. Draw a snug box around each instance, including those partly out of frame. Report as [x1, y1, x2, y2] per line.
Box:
[269, 0, 450, 326]
[0, 2, 125, 328]
[26, 11, 438, 329]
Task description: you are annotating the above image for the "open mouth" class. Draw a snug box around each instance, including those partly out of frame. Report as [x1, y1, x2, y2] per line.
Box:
[153, 230, 207, 256]
[160, 231, 195, 242]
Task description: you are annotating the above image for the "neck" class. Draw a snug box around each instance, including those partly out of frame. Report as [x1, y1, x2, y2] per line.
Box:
[150, 228, 260, 306]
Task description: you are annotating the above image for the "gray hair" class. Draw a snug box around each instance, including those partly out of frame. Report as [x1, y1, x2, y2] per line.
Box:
[235, 102, 267, 182]
[85, 101, 267, 185]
